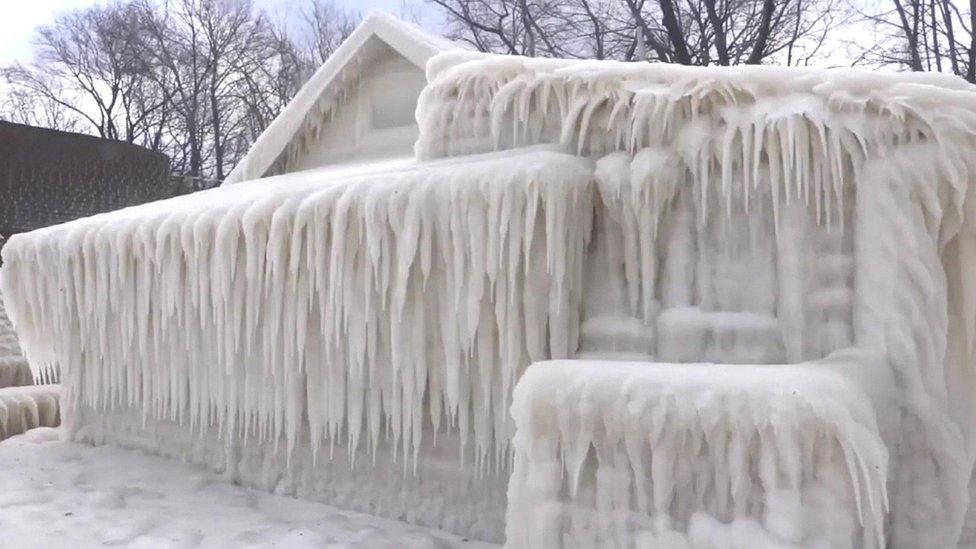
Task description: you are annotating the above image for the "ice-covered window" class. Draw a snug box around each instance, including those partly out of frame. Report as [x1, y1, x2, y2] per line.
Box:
[582, 153, 854, 364]
[369, 65, 424, 130]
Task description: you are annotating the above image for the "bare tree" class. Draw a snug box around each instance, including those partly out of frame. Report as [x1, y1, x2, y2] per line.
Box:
[292, 0, 358, 74]
[2, 3, 168, 142]
[430, 0, 847, 65]
[0, 77, 83, 132]
[199, 0, 273, 179]
[136, 0, 279, 179]
[1, 0, 361, 182]
[858, 0, 976, 82]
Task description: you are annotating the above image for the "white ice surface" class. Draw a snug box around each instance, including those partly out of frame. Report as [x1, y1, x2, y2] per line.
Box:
[0, 427, 497, 549]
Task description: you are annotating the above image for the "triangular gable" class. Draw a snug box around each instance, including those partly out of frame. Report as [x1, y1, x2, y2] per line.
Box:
[223, 12, 455, 185]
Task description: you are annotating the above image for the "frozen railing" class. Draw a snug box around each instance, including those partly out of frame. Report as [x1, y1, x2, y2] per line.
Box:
[508, 359, 889, 548]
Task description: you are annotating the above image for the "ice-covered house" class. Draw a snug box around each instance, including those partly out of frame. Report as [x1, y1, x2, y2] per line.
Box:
[5, 11, 976, 548]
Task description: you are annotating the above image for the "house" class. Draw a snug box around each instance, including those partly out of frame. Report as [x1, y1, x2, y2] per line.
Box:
[4, 13, 976, 548]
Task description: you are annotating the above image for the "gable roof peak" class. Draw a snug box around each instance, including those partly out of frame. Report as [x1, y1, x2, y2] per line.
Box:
[224, 12, 456, 185]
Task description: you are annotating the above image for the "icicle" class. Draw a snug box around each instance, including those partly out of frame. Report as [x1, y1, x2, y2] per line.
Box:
[0, 149, 593, 482]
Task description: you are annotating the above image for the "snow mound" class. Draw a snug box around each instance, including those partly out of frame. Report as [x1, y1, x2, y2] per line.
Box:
[0, 384, 60, 441]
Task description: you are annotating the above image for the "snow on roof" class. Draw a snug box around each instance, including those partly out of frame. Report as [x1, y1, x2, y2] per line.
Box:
[16, 145, 562, 237]
[223, 12, 458, 186]
[417, 50, 976, 161]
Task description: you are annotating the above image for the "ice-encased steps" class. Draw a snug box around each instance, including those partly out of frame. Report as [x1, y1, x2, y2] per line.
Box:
[508, 360, 888, 549]
[0, 384, 60, 441]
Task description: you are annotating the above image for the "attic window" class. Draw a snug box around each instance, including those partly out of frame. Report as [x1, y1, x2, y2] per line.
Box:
[367, 57, 424, 130]
[371, 85, 418, 129]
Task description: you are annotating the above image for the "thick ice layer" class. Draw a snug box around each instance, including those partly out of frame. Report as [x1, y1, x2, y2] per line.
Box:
[508, 360, 888, 548]
[418, 51, 976, 165]
[414, 51, 976, 546]
[7, 46, 976, 546]
[0, 384, 60, 441]
[585, 147, 856, 365]
[1, 149, 592, 472]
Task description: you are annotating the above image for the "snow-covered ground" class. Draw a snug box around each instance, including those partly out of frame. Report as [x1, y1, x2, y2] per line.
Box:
[0, 428, 498, 548]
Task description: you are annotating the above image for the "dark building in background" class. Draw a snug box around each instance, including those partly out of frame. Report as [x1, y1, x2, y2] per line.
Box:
[0, 121, 214, 240]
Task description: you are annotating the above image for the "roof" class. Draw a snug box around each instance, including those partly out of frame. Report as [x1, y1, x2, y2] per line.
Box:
[223, 12, 457, 186]
[17, 146, 567, 235]
[416, 50, 976, 161]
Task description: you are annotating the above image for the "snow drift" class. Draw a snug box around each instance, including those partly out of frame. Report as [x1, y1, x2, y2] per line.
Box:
[5, 45, 976, 546]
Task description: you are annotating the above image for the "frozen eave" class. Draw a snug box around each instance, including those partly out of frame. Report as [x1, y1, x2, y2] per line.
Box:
[417, 50, 976, 163]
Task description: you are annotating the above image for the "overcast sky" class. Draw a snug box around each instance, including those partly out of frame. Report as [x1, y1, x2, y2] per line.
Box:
[0, 0, 437, 66]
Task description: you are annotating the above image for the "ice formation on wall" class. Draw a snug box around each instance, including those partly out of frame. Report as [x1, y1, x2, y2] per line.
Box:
[223, 12, 454, 185]
[5, 46, 976, 547]
[414, 52, 976, 546]
[1, 150, 591, 471]
[261, 68, 360, 179]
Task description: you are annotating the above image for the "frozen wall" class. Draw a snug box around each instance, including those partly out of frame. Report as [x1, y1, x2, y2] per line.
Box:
[580, 150, 855, 365]
[291, 45, 425, 171]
